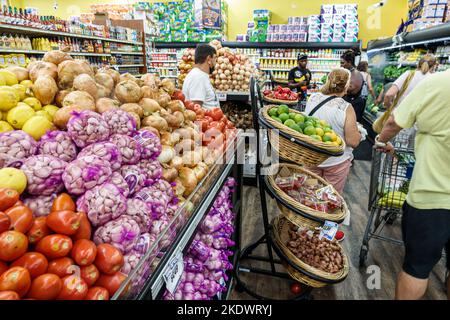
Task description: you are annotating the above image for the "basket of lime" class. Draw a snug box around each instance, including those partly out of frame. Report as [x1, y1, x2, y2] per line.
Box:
[260, 105, 345, 166]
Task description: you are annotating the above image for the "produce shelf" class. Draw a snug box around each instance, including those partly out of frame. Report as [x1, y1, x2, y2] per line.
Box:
[155, 41, 361, 50]
[0, 23, 143, 45]
[0, 49, 111, 57]
[111, 51, 143, 55]
[115, 64, 145, 68]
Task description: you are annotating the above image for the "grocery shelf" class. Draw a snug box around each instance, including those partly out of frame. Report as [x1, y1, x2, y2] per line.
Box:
[150, 66, 177, 69]
[115, 64, 145, 68]
[0, 23, 143, 45]
[111, 51, 143, 55]
[260, 56, 341, 61]
[149, 60, 177, 63]
[154, 41, 361, 50]
[260, 67, 332, 73]
[217, 91, 250, 102]
[68, 52, 111, 57]
[0, 49, 46, 54]
[0, 49, 111, 57]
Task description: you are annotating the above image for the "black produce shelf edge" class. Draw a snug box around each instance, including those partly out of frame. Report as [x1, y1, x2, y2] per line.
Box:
[154, 41, 361, 49]
[368, 23, 450, 51]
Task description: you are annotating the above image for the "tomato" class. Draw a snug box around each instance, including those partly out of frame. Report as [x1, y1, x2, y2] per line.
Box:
[27, 273, 62, 300]
[197, 119, 209, 132]
[206, 108, 224, 121]
[0, 188, 19, 211]
[0, 266, 31, 297]
[208, 121, 225, 133]
[80, 264, 99, 287]
[94, 244, 124, 275]
[184, 101, 195, 111]
[0, 290, 20, 300]
[95, 272, 127, 297]
[71, 212, 91, 241]
[13, 201, 24, 207]
[0, 230, 28, 261]
[0, 211, 11, 233]
[47, 257, 75, 278]
[46, 210, 81, 235]
[85, 286, 109, 300]
[51, 193, 75, 212]
[5, 205, 33, 233]
[0, 261, 8, 276]
[36, 234, 73, 260]
[71, 239, 97, 266]
[290, 282, 303, 295]
[27, 217, 52, 245]
[57, 275, 88, 300]
[171, 90, 185, 102]
[11, 252, 48, 279]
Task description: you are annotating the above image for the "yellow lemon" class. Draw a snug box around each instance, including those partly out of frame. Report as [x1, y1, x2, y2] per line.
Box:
[332, 141, 340, 147]
[0, 74, 6, 86]
[43, 105, 59, 118]
[0, 120, 13, 133]
[0, 69, 18, 86]
[23, 97, 42, 111]
[319, 120, 329, 127]
[7, 103, 35, 129]
[0, 167, 27, 194]
[12, 84, 27, 101]
[20, 80, 33, 88]
[0, 86, 19, 112]
[35, 110, 53, 121]
[336, 136, 343, 146]
[22, 115, 55, 140]
[315, 127, 324, 137]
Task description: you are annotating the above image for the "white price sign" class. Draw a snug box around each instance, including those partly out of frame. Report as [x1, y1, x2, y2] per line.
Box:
[163, 251, 184, 294]
[218, 92, 227, 101]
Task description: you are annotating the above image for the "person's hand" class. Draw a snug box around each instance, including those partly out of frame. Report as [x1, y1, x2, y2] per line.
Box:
[376, 142, 395, 155]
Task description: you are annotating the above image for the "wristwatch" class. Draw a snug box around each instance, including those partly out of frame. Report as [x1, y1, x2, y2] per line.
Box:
[374, 135, 387, 147]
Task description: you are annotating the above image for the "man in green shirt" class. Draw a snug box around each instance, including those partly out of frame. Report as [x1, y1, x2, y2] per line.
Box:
[376, 69, 450, 300]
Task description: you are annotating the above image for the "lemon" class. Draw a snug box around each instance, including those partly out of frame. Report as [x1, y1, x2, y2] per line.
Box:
[0, 168, 27, 194]
[0, 74, 6, 86]
[12, 84, 27, 101]
[22, 116, 55, 140]
[0, 86, 19, 112]
[0, 120, 13, 133]
[35, 110, 52, 121]
[1, 111, 7, 121]
[7, 103, 35, 129]
[20, 80, 33, 88]
[43, 105, 59, 118]
[0, 69, 18, 86]
[332, 141, 340, 147]
[319, 120, 329, 127]
[325, 131, 337, 142]
[22, 97, 42, 111]
[315, 127, 324, 137]
[336, 136, 343, 146]
[310, 135, 323, 142]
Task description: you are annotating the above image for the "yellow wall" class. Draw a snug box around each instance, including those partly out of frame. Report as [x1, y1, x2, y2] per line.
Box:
[9, 0, 408, 47]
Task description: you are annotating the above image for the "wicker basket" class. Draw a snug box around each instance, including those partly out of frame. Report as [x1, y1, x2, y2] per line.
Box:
[271, 216, 349, 288]
[263, 95, 299, 105]
[260, 105, 345, 166]
[266, 163, 348, 225]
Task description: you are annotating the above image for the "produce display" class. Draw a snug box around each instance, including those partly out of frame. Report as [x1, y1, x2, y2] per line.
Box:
[275, 167, 344, 213]
[222, 102, 253, 130]
[383, 65, 412, 80]
[178, 49, 195, 87]
[163, 178, 236, 300]
[263, 86, 299, 102]
[267, 105, 344, 145]
[286, 222, 344, 274]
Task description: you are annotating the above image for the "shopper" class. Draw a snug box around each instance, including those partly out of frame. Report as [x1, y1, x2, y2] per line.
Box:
[375, 69, 450, 300]
[357, 61, 376, 102]
[288, 53, 312, 101]
[182, 44, 219, 109]
[340, 48, 365, 123]
[305, 68, 361, 194]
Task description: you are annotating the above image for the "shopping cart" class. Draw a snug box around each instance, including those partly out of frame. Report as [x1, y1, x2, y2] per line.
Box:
[359, 132, 416, 267]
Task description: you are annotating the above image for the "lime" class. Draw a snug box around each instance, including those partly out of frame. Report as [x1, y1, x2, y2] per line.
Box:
[271, 116, 282, 123]
[289, 113, 297, 120]
[268, 108, 278, 117]
[284, 119, 296, 127]
[324, 127, 332, 133]
[289, 123, 302, 133]
[310, 135, 322, 142]
[319, 120, 329, 127]
[322, 134, 333, 142]
[279, 113, 290, 123]
[304, 121, 314, 128]
[277, 105, 290, 115]
[294, 114, 305, 124]
[304, 126, 316, 136]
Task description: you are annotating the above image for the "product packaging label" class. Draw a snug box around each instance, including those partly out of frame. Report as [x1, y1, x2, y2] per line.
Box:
[319, 221, 339, 241]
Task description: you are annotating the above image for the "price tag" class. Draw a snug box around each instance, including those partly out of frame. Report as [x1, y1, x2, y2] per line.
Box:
[218, 92, 227, 101]
[318, 221, 339, 241]
[163, 250, 184, 294]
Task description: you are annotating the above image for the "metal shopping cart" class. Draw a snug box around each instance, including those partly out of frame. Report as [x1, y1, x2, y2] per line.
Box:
[359, 132, 416, 267]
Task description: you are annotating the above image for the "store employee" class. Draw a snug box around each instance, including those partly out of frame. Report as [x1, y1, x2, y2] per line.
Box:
[182, 44, 219, 109]
[288, 53, 312, 100]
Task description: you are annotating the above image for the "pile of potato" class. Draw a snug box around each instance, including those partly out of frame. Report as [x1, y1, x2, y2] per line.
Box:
[221, 102, 253, 130]
[287, 225, 344, 274]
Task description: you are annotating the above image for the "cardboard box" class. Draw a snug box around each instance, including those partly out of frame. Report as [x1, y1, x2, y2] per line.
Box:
[321, 23, 334, 33]
[308, 35, 322, 42]
[308, 15, 321, 25]
[321, 14, 334, 24]
[345, 4, 358, 16]
[345, 14, 359, 24]
[321, 4, 334, 15]
[332, 34, 346, 42]
[333, 14, 347, 24]
[334, 4, 346, 15]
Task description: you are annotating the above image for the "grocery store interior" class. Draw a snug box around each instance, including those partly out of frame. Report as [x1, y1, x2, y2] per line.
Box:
[0, 0, 449, 301]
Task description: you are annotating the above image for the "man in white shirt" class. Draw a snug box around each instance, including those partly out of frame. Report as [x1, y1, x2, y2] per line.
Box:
[182, 44, 219, 109]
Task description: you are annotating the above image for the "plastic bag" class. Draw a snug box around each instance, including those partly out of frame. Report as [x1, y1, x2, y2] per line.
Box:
[133, 130, 162, 160]
[102, 109, 136, 136]
[67, 110, 110, 148]
[77, 142, 122, 171]
[109, 134, 141, 165]
[0, 130, 37, 161]
[21, 155, 67, 195]
[37, 131, 77, 162]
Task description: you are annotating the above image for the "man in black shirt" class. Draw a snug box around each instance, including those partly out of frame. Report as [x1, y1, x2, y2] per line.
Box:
[288, 53, 312, 101]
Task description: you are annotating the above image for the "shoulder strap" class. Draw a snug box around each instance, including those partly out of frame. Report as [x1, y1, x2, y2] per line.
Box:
[388, 70, 416, 112]
[308, 96, 338, 117]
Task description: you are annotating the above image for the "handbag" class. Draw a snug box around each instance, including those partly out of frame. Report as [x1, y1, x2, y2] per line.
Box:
[372, 70, 416, 134]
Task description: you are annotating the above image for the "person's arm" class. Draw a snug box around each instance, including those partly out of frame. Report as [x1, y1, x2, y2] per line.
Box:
[366, 74, 376, 100]
[344, 104, 362, 148]
[288, 69, 301, 88]
[384, 71, 408, 108]
[347, 70, 363, 96]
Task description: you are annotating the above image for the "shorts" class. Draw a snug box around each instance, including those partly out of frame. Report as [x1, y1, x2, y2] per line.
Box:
[401, 202, 450, 279]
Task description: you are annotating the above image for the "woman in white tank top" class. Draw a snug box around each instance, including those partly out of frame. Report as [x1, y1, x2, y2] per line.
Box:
[304, 68, 362, 194]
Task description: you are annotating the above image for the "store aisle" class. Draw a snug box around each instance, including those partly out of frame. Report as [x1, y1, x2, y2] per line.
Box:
[231, 161, 447, 300]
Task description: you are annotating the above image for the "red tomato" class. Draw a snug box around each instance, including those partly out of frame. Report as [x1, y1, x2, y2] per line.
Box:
[184, 101, 195, 111]
[47, 257, 75, 278]
[0, 261, 8, 275]
[80, 264, 100, 287]
[290, 282, 303, 295]
[0, 266, 31, 297]
[0, 230, 28, 261]
[206, 108, 224, 121]
[0, 290, 20, 300]
[5, 205, 33, 233]
[51, 193, 76, 212]
[71, 212, 91, 241]
[57, 275, 88, 300]
[171, 90, 185, 102]
[11, 252, 48, 279]
[0, 188, 19, 211]
[27, 273, 62, 300]
[27, 217, 52, 245]
[36, 234, 73, 260]
[85, 286, 109, 300]
[0, 211, 11, 233]
[208, 121, 225, 132]
[203, 116, 214, 123]
[46, 210, 81, 235]
[12, 201, 24, 207]
[71, 239, 97, 266]
[95, 272, 127, 297]
[197, 119, 209, 132]
[94, 244, 124, 275]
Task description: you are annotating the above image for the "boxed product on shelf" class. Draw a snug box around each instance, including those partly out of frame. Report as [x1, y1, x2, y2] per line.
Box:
[334, 4, 347, 15]
[321, 4, 335, 15]
[344, 4, 359, 16]
[321, 14, 334, 25]
[194, 0, 222, 29]
[308, 15, 322, 26]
